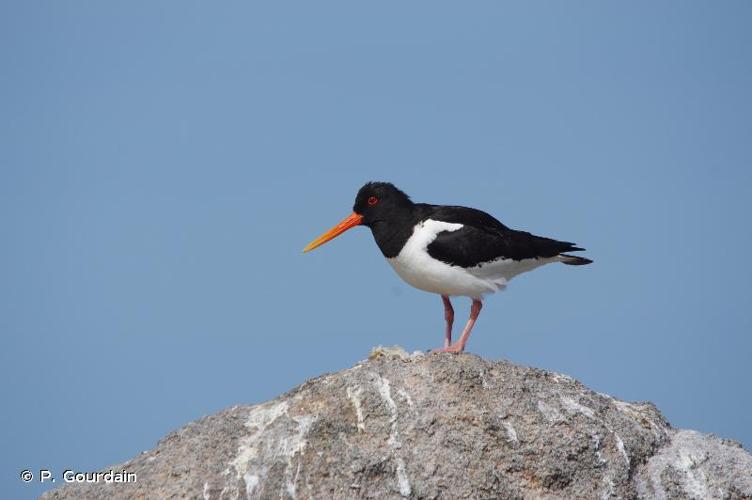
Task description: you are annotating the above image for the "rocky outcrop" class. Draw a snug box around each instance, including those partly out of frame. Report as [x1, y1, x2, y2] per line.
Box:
[43, 347, 752, 499]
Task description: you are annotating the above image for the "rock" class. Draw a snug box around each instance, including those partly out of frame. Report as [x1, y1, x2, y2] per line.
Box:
[42, 347, 752, 499]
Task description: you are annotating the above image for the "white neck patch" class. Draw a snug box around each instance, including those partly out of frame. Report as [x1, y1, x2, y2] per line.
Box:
[400, 219, 463, 254]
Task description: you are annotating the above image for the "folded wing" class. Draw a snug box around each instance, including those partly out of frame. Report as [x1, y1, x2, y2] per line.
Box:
[424, 206, 585, 268]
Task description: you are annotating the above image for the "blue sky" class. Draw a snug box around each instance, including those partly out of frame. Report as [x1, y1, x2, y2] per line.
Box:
[2, 2, 751, 497]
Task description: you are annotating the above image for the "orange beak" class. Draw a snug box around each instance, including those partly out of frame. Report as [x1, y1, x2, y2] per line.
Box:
[303, 212, 364, 253]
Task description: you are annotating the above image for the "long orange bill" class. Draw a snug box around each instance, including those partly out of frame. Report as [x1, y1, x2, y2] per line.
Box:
[303, 212, 364, 253]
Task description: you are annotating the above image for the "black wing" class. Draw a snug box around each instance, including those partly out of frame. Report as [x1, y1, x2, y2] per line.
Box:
[424, 205, 584, 268]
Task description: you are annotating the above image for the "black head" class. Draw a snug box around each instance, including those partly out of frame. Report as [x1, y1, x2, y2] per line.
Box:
[353, 182, 414, 227]
[303, 181, 415, 254]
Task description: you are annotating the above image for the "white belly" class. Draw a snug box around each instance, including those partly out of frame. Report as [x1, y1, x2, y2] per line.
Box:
[386, 219, 556, 299]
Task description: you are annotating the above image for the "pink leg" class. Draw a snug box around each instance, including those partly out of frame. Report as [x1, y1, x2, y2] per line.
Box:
[433, 299, 483, 353]
[441, 295, 454, 348]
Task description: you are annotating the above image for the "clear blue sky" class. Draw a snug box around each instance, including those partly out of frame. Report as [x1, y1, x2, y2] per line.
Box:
[2, 2, 751, 497]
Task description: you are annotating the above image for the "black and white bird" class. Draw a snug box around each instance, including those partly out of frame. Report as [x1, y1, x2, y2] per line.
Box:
[304, 182, 592, 353]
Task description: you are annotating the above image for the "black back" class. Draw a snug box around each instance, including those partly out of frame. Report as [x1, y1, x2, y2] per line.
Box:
[353, 182, 586, 266]
[425, 205, 584, 267]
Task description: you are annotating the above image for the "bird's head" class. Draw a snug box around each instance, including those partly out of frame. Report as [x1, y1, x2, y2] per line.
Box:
[353, 182, 413, 227]
[303, 181, 413, 252]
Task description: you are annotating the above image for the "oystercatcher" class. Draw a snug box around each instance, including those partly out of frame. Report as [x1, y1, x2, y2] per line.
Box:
[304, 182, 592, 353]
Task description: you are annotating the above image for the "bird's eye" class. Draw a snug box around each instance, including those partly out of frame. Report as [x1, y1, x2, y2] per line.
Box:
[368, 196, 379, 206]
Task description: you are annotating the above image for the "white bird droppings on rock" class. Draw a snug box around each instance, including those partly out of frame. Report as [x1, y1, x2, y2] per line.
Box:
[373, 373, 411, 496]
[537, 400, 565, 423]
[503, 421, 519, 443]
[560, 396, 596, 419]
[226, 400, 289, 489]
[395, 457, 411, 497]
[346, 386, 366, 432]
[283, 415, 317, 500]
[221, 399, 317, 499]
[614, 433, 630, 467]
[397, 388, 414, 407]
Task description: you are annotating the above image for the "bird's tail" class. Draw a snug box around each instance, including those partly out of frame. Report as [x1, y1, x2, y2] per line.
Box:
[559, 254, 593, 266]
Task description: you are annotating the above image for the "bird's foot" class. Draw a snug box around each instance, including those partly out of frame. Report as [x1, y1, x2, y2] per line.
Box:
[430, 344, 465, 354]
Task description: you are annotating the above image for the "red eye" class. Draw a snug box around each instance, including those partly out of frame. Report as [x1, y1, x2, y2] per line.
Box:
[368, 196, 378, 206]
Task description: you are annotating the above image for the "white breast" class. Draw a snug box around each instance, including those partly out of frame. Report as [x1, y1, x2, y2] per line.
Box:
[387, 219, 499, 299]
[386, 219, 557, 299]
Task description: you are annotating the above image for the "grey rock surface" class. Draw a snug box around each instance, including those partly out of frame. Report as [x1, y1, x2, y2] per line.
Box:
[42, 347, 752, 499]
